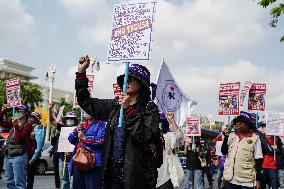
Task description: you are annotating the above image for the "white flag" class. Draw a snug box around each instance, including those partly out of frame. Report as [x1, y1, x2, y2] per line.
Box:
[155, 61, 197, 126]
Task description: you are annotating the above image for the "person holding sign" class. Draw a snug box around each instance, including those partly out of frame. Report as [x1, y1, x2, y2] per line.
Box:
[49, 103, 79, 189]
[221, 111, 263, 189]
[75, 56, 162, 189]
[0, 104, 32, 189]
[68, 114, 105, 189]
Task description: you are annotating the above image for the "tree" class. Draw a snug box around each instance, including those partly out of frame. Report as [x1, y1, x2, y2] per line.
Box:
[258, 0, 284, 42]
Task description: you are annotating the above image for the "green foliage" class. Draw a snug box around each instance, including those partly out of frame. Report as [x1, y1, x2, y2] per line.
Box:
[258, 0, 284, 42]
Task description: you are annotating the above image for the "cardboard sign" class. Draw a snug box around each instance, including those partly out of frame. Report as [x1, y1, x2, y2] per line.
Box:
[186, 116, 201, 136]
[266, 112, 284, 136]
[5, 78, 21, 107]
[74, 74, 95, 108]
[57, 126, 76, 152]
[248, 83, 266, 112]
[218, 82, 240, 116]
[107, 2, 157, 62]
[240, 81, 253, 107]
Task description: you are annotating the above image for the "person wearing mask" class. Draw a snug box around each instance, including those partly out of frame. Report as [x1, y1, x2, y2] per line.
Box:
[156, 112, 183, 189]
[27, 112, 45, 189]
[0, 104, 32, 189]
[49, 103, 79, 189]
[75, 56, 162, 189]
[68, 114, 105, 189]
[183, 137, 204, 189]
[221, 111, 263, 189]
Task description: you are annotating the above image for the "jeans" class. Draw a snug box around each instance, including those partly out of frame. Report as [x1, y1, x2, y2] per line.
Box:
[72, 166, 103, 189]
[263, 168, 278, 189]
[216, 166, 224, 189]
[279, 169, 284, 189]
[202, 167, 212, 187]
[4, 153, 28, 189]
[225, 183, 253, 189]
[185, 169, 204, 189]
[59, 158, 71, 189]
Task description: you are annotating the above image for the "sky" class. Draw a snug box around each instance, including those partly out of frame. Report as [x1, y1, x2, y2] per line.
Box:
[0, 0, 283, 121]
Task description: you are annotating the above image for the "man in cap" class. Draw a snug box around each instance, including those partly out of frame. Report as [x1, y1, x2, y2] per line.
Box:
[0, 104, 32, 189]
[27, 112, 45, 189]
[49, 103, 79, 189]
[222, 111, 263, 189]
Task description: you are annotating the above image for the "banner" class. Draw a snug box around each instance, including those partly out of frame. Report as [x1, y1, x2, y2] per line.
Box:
[73, 74, 95, 108]
[107, 2, 157, 62]
[5, 78, 21, 107]
[113, 83, 121, 98]
[248, 83, 266, 112]
[57, 126, 76, 152]
[266, 112, 284, 136]
[240, 81, 253, 107]
[155, 61, 197, 126]
[218, 82, 240, 116]
[185, 116, 201, 136]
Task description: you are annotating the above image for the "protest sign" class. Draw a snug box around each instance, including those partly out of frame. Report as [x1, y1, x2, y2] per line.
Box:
[266, 112, 284, 136]
[57, 126, 76, 152]
[240, 81, 253, 107]
[215, 141, 223, 156]
[248, 83, 266, 112]
[5, 78, 21, 107]
[218, 82, 240, 116]
[56, 105, 65, 122]
[73, 74, 95, 108]
[186, 116, 201, 136]
[113, 83, 121, 98]
[107, 2, 157, 62]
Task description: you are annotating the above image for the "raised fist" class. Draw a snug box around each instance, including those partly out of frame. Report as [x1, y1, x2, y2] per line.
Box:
[78, 55, 91, 73]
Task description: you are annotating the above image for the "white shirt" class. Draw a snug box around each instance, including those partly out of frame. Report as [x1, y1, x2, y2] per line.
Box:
[230, 137, 263, 187]
[156, 130, 183, 187]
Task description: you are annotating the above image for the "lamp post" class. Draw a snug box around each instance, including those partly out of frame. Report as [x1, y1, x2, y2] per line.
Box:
[45, 65, 56, 142]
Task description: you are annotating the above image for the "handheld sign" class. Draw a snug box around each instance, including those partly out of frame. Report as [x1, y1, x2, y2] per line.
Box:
[218, 82, 240, 116]
[57, 126, 76, 153]
[240, 81, 253, 107]
[186, 116, 201, 137]
[107, 2, 157, 127]
[5, 78, 21, 108]
[248, 83, 266, 112]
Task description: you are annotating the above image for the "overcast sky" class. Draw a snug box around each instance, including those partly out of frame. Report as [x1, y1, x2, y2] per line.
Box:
[0, 0, 283, 121]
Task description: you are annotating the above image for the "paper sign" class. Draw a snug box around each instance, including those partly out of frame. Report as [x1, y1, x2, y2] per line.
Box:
[248, 83, 266, 112]
[107, 2, 157, 62]
[215, 141, 223, 156]
[57, 126, 76, 152]
[266, 112, 284, 136]
[218, 82, 240, 116]
[56, 105, 65, 122]
[5, 78, 21, 107]
[74, 74, 95, 108]
[186, 116, 201, 136]
[240, 81, 253, 107]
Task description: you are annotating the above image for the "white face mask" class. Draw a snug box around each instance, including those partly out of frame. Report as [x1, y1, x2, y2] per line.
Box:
[66, 119, 75, 126]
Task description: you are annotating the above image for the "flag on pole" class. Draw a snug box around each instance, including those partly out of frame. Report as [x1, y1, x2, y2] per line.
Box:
[155, 60, 197, 126]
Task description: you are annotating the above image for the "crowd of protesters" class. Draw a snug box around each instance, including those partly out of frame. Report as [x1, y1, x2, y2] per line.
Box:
[0, 56, 284, 189]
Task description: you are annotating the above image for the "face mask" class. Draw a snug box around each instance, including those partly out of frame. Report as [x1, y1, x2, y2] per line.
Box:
[14, 112, 24, 120]
[66, 119, 75, 126]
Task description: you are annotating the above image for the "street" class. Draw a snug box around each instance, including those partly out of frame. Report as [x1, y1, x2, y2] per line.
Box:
[0, 172, 55, 189]
[0, 171, 214, 189]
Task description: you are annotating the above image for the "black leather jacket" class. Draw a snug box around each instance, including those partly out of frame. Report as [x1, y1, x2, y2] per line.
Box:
[75, 74, 160, 189]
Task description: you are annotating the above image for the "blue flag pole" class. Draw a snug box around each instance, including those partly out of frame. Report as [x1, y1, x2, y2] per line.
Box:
[12, 107, 15, 117]
[118, 62, 130, 128]
[80, 108, 83, 123]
